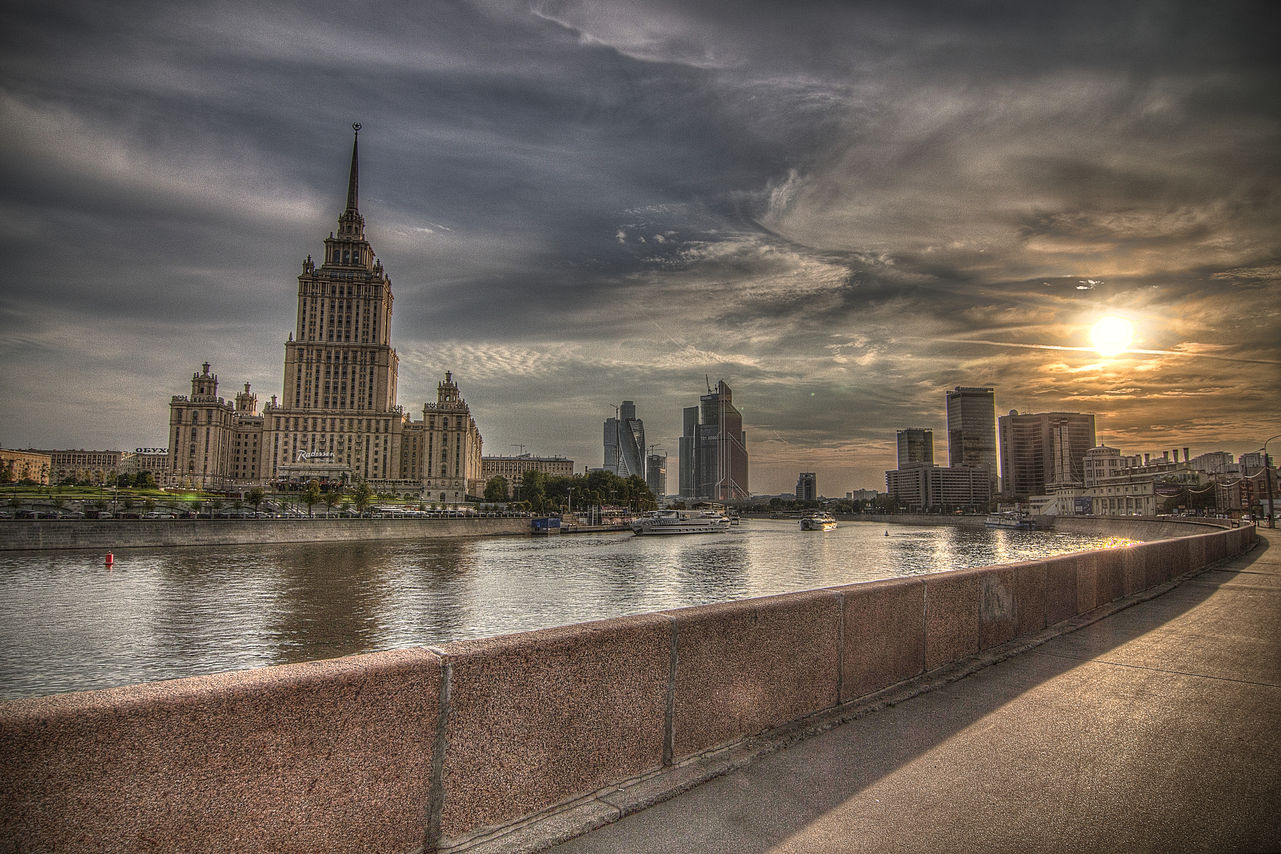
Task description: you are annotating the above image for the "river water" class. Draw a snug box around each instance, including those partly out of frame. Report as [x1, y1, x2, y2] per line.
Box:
[0, 519, 1135, 700]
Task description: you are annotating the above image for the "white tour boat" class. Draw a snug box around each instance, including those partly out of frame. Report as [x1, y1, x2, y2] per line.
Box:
[800, 512, 837, 531]
[631, 509, 732, 535]
[985, 511, 1036, 530]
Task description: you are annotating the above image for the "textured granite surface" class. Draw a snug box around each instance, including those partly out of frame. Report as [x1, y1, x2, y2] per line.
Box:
[668, 590, 841, 758]
[1010, 559, 1048, 636]
[923, 569, 982, 670]
[436, 614, 670, 839]
[1122, 544, 1149, 596]
[1095, 545, 1127, 604]
[1072, 550, 1101, 616]
[1044, 553, 1082, 625]
[0, 648, 440, 854]
[838, 577, 925, 701]
[979, 565, 1018, 650]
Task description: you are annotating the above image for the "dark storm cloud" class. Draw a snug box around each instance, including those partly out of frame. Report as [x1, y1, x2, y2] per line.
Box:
[1, 0, 1277, 492]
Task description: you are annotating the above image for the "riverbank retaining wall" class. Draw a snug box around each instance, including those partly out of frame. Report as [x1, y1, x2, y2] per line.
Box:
[0, 516, 530, 551]
[853, 513, 1235, 541]
[0, 522, 1258, 853]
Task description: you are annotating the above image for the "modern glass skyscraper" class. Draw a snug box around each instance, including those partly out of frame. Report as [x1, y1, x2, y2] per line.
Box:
[795, 472, 817, 501]
[603, 400, 645, 479]
[997, 411, 1097, 497]
[645, 450, 667, 499]
[896, 428, 934, 468]
[678, 380, 748, 501]
[945, 386, 998, 493]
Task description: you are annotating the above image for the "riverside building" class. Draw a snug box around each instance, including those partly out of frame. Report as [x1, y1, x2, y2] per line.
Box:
[646, 449, 667, 499]
[796, 472, 817, 501]
[678, 379, 748, 502]
[480, 454, 575, 498]
[946, 386, 998, 494]
[603, 401, 646, 479]
[997, 410, 1096, 499]
[167, 126, 484, 500]
[896, 428, 934, 468]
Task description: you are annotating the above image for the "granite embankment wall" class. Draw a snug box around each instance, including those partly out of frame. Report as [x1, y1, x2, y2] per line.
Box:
[0, 516, 529, 551]
[0, 522, 1258, 854]
[854, 513, 1236, 541]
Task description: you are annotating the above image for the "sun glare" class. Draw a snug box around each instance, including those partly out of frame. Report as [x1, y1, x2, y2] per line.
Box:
[1089, 316, 1133, 357]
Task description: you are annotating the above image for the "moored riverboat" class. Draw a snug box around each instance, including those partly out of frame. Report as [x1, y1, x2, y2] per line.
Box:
[985, 511, 1036, 530]
[631, 509, 732, 535]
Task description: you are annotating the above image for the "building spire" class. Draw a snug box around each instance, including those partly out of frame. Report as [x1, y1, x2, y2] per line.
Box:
[345, 122, 361, 214]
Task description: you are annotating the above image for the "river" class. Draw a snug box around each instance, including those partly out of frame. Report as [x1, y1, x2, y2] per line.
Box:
[0, 519, 1135, 700]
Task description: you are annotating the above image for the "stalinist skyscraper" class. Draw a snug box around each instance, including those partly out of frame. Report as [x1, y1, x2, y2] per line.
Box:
[283, 125, 398, 415]
[169, 125, 484, 501]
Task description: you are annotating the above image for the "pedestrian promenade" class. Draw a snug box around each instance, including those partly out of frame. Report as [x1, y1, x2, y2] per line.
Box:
[547, 528, 1280, 853]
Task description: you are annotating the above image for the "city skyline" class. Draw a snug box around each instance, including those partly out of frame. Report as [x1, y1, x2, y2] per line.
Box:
[2, 1, 1278, 494]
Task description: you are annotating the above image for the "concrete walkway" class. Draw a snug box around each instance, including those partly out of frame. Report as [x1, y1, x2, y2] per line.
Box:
[547, 528, 1281, 854]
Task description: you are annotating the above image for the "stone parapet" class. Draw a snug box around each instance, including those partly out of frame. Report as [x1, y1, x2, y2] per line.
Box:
[0, 522, 1258, 853]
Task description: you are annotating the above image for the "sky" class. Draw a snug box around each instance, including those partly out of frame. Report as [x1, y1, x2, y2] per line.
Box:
[1, 0, 1278, 495]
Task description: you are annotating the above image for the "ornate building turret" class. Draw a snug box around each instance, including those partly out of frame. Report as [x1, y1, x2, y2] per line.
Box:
[191, 362, 218, 401]
[169, 363, 235, 490]
[235, 383, 258, 415]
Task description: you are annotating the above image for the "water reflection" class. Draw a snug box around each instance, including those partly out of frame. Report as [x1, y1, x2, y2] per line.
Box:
[0, 519, 1134, 699]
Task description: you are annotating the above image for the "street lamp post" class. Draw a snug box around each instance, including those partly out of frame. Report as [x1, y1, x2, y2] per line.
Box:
[1262, 434, 1280, 529]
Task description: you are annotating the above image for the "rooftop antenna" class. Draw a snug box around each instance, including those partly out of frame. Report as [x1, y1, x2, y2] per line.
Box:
[511, 444, 526, 456]
[706, 374, 712, 394]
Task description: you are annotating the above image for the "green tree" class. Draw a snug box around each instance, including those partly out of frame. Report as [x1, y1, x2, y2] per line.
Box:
[484, 475, 509, 502]
[301, 480, 322, 517]
[352, 482, 374, 514]
[246, 487, 265, 514]
[520, 470, 548, 512]
[322, 487, 341, 516]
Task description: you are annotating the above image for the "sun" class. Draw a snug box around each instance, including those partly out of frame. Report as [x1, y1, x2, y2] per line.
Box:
[1089, 316, 1134, 357]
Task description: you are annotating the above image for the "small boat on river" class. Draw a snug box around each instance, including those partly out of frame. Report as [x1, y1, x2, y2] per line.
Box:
[985, 511, 1036, 530]
[800, 512, 837, 531]
[631, 509, 732, 535]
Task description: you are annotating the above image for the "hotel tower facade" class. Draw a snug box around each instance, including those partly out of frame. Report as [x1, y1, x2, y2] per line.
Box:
[168, 127, 484, 500]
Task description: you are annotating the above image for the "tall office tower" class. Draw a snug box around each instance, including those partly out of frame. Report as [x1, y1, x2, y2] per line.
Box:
[678, 405, 700, 499]
[946, 386, 998, 492]
[603, 400, 646, 479]
[646, 450, 667, 499]
[796, 472, 817, 501]
[896, 428, 934, 468]
[997, 411, 1097, 498]
[679, 380, 749, 501]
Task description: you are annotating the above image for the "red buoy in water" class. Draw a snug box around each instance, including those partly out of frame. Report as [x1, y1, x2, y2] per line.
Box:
[105, 553, 114, 567]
